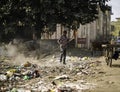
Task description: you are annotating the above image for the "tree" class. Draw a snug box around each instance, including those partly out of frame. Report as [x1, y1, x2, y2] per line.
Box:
[0, 0, 110, 40]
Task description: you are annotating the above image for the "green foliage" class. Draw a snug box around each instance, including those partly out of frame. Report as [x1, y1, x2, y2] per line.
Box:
[0, 0, 110, 39]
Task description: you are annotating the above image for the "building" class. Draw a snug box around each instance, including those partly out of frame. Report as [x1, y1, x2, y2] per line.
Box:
[77, 6, 112, 49]
[41, 6, 112, 49]
[111, 18, 120, 37]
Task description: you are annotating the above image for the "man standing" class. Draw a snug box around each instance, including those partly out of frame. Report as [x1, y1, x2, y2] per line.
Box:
[58, 31, 69, 64]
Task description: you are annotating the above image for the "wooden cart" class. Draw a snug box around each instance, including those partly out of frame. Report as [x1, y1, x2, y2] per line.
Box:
[102, 44, 120, 67]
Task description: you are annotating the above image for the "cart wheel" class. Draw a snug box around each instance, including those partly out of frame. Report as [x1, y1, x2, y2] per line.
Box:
[109, 58, 112, 67]
[108, 50, 113, 67]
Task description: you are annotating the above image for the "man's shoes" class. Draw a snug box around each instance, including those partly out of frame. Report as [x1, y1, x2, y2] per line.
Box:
[63, 62, 66, 65]
[60, 58, 62, 62]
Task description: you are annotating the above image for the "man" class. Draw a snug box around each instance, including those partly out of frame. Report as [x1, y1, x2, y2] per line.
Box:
[58, 31, 69, 64]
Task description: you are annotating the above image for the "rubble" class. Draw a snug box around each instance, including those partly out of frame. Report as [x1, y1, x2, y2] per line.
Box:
[54, 75, 69, 80]
[0, 55, 102, 92]
[0, 74, 7, 81]
[0, 43, 103, 92]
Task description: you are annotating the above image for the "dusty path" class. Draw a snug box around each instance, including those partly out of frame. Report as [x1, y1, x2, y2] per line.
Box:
[86, 56, 120, 92]
[68, 48, 120, 92]
[38, 48, 120, 92]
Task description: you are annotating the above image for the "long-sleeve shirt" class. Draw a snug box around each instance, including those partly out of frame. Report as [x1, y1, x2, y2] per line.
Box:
[58, 35, 69, 49]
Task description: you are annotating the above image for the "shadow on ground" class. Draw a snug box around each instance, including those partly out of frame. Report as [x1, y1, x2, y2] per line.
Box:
[111, 64, 120, 68]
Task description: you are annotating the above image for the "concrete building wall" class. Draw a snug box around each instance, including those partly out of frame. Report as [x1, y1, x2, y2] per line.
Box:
[41, 8, 111, 49]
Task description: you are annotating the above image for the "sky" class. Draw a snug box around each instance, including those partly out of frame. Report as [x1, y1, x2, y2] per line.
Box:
[108, 0, 120, 21]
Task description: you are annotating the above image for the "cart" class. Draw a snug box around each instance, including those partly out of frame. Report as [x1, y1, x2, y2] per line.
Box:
[102, 44, 120, 67]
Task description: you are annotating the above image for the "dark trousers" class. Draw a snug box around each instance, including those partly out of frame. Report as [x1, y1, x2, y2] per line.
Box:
[60, 48, 66, 64]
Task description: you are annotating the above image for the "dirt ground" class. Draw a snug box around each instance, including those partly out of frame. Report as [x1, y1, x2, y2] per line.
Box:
[70, 48, 120, 92]
[1, 45, 120, 92]
[87, 57, 120, 92]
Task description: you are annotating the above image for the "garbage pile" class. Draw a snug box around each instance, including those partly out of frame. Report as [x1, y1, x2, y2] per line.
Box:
[0, 61, 40, 91]
[0, 55, 102, 92]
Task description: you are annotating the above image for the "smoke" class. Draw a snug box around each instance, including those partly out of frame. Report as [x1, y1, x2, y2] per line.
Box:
[6, 43, 18, 57]
[0, 39, 40, 65]
[0, 39, 59, 66]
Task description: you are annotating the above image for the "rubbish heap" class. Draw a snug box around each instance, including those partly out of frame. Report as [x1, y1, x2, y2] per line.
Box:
[0, 55, 102, 92]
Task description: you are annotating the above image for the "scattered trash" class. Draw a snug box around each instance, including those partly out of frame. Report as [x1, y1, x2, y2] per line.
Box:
[22, 70, 32, 75]
[6, 69, 16, 77]
[57, 86, 74, 92]
[32, 70, 40, 78]
[0, 74, 7, 81]
[54, 75, 69, 80]
[52, 55, 56, 58]
[11, 88, 18, 92]
[11, 88, 31, 92]
[22, 61, 31, 67]
[81, 57, 88, 61]
[0, 50, 101, 92]
[23, 75, 30, 80]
